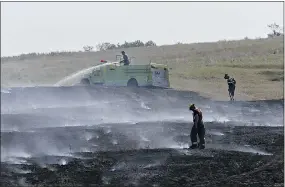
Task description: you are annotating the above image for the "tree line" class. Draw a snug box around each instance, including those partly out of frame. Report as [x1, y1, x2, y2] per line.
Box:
[83, 23, 283, 52]
[83, 40, 157, 52]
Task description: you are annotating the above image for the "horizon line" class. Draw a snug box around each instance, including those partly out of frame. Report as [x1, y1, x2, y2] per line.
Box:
[2, 35, 282, 58]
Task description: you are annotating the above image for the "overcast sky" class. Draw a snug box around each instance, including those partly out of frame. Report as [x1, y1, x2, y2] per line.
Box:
[1, 1, 283, 57]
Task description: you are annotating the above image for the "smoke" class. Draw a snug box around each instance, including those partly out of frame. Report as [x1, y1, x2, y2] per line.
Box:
[1, 88, 11, 94]
[1, 86, 283, 166]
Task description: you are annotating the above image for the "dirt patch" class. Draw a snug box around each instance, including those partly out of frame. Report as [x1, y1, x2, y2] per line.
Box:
[259, 70, 284, 82]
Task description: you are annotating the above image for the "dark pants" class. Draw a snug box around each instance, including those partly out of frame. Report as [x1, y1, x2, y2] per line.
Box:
[190, 123, 205, 145]
[228, 86, 235, 97]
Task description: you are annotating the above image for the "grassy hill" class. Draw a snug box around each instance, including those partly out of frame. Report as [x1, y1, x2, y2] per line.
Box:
[1, 36, 284, 101]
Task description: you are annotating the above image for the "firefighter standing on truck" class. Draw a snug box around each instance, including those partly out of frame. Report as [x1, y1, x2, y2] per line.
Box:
[189, 104, 205, 149]
[120, 51, 130, 65]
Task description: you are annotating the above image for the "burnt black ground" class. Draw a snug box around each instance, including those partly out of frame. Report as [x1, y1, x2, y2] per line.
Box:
[1, 126, 284, 187]
[1, 86, 284, 187]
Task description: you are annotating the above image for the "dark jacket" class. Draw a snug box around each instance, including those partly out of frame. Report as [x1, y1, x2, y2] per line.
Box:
[122, 54, 130, 65]
[192, 108, 203, 127]
[227, 78, 236, 88]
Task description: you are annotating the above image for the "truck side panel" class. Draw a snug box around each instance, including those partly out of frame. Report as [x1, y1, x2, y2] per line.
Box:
[88, 63, 170, 88]
[151, 67, 170, 88]
[103, 65, 152, 87]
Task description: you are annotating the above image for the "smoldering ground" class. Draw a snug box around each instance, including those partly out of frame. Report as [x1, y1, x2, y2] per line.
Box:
[1, 86, 284, 186]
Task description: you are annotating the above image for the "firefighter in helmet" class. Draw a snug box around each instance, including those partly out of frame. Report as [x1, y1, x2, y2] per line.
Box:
[224, 74, 236, 101]
[189, 104, 205, 149]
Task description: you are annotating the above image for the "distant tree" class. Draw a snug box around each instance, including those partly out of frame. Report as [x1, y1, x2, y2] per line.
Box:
[29, 52, 37, 57]
[120, 41, 130, 48]
[96, 43, 105, 51]
[83, 45, 94, 52]
[49, 52, 56, 56]
[106, 44, 116, 50]
[267, 23, 283, 38]
[116, 43, 121, 48]
[96, 43, 117, 51]
[131, 40, 145, 47]
[145, 40, 157, 47]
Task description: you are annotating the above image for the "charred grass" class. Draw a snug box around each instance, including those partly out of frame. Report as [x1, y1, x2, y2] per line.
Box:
[1, 126, 283, 187]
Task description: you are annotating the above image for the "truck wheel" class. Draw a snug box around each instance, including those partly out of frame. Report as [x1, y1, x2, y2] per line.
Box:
[80, 78, 90, 85]
[127, 78, 138, 87]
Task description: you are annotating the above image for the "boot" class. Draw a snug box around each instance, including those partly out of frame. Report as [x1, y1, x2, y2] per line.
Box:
[189, 144, 198, 149]
[198, 143, 205, 149]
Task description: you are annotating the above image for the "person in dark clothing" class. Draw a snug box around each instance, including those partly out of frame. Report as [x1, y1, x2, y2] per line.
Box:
[189, 104, 205, 149]
[120, 51, 130, 65]
[224, 74, 236, 101]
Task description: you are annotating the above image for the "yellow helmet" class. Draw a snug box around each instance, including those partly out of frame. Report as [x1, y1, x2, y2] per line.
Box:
[189, 104, 195, 110]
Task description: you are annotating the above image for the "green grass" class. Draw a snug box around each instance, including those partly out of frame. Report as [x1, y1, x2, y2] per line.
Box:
[1, 36, 284, 101]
